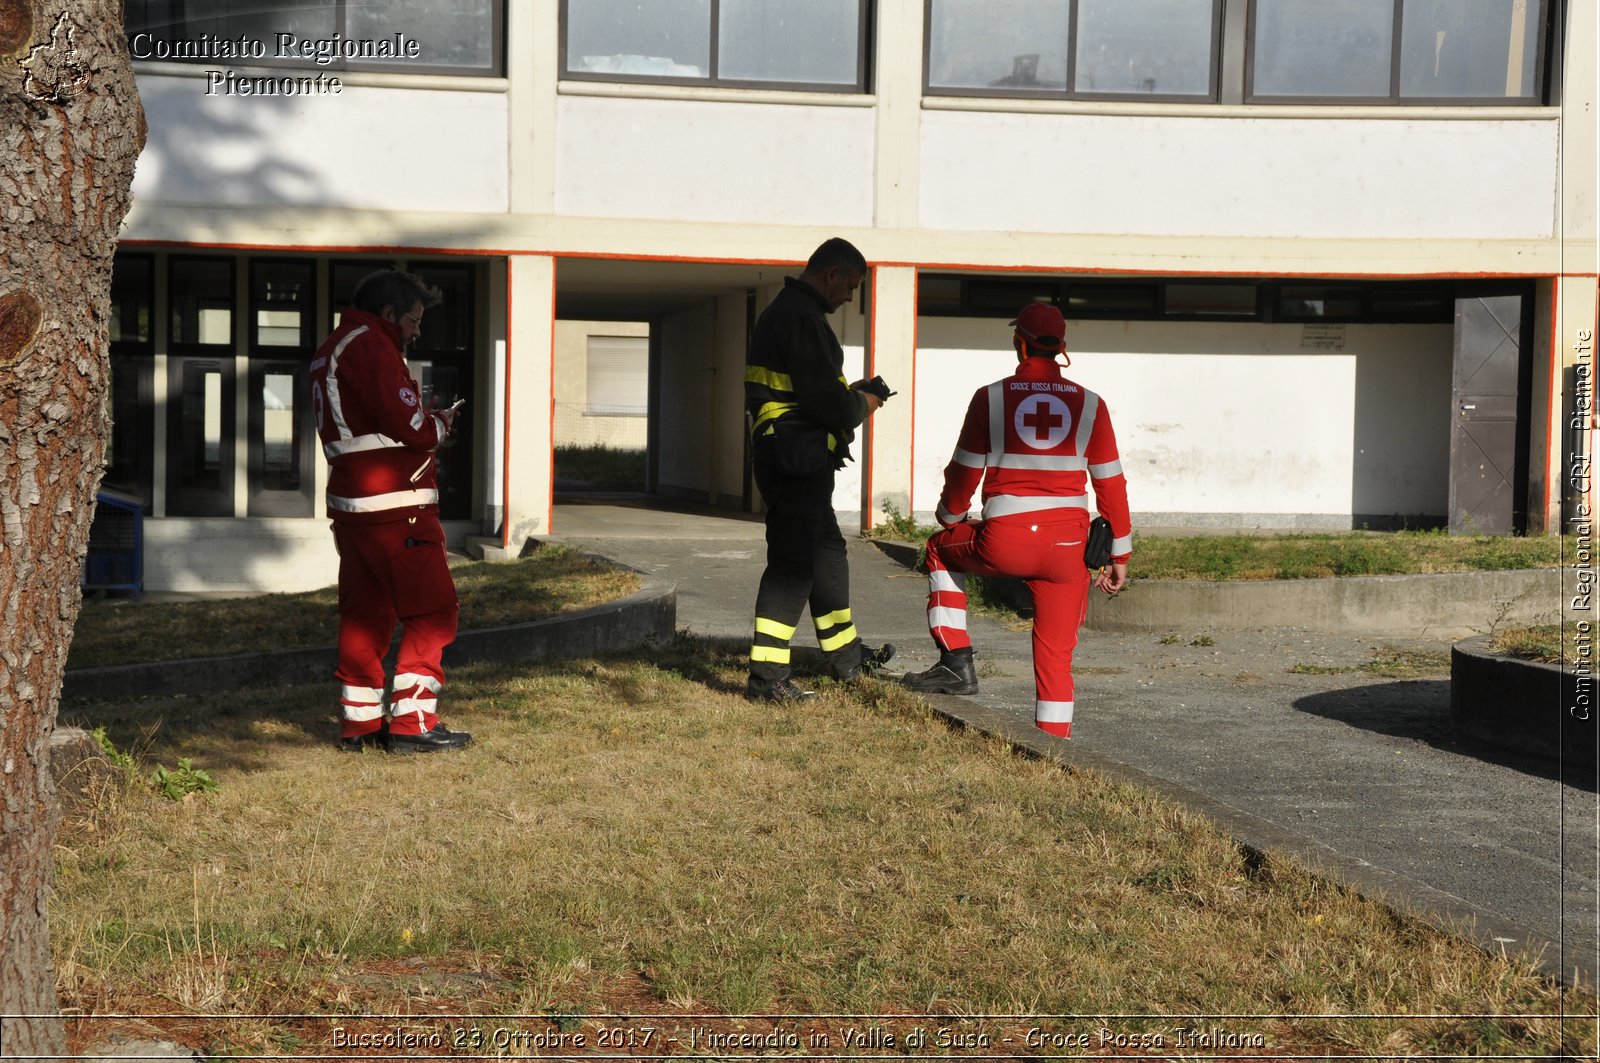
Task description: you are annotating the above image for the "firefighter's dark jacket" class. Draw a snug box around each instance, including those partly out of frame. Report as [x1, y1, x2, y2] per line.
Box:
[745, 276, 869, 470]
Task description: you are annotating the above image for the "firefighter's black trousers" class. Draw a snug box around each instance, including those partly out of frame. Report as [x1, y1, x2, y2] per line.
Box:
[749, 461, 863, 683]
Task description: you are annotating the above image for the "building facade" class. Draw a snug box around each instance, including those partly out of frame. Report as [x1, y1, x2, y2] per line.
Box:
[110, 1, 1596, 592]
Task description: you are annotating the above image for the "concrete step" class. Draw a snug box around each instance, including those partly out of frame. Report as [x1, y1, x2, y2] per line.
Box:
[463, 534, 514, 562]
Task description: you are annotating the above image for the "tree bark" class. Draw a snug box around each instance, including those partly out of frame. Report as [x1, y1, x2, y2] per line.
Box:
[0, 0, 142, 1056]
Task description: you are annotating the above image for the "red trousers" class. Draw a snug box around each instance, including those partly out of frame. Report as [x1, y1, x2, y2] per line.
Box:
[332, 513, 459, 739]
[923, 515, 1091, 738]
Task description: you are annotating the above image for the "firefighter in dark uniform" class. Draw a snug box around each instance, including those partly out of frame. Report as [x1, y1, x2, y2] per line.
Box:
[744, 238, 895, 702]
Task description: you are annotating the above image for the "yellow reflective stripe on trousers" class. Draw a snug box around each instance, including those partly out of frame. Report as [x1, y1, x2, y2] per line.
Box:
[814, 607, 852, 627]
[817, 625, 859, 652]
[751, 645, 791, 664]
[754, 616, 797, 640]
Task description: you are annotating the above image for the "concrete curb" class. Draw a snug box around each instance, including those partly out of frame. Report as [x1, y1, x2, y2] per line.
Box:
[1451, 634, 1598, 768]
[867, 539, 1562, 639]
[61, 577, 677, 702]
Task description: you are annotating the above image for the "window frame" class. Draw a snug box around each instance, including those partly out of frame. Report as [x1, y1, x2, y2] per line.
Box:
[923, 0, 1224, 103]
[1243, 0, 1552, 106]
[123, 0, 506, 78]
[559, 0, 873, 93]
[165, 255, 237, 518]
[246, 258, 317, 517]
[107, 252, 156, 511]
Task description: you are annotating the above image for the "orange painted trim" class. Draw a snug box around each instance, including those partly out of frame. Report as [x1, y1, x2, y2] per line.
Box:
[909, 275, 920, 517]
[878, 260, 1599, 281]
[1544, 277, 1561, 524]
[502, 265, 514, 551]
[546, 262, 558, 536]
[866, 268, 879, 529]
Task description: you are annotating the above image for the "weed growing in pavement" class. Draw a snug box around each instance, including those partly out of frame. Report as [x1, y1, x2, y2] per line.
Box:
[53, 636, 1592, 1059]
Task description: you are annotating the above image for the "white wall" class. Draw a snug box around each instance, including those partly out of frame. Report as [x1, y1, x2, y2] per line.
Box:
[555, 95, 875, 227]
[552, 320, 650, 450]
[913, 319, 1452, 527]
[131, 75, 509, 211]
[142, 519, 338, 594]
[921, 112, 1558, 241]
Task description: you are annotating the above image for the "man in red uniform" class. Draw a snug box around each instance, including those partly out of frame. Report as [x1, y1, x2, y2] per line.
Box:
[311, 269, 471, 754]
[903, 302, 1132, 739]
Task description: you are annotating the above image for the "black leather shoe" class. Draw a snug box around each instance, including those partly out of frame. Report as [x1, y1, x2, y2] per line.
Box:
[837, 642, 897, 681]
[385, 724, 472, 754]
[337, 730, 385, 753]
[902, 649, 978, 695]
[747, 676, 815, 703]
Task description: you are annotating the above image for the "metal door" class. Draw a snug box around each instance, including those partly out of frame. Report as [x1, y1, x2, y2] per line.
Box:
[1448, 294, 1527, 534]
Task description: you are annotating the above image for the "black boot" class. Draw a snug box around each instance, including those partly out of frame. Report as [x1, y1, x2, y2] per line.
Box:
[901, 648, 978, 695]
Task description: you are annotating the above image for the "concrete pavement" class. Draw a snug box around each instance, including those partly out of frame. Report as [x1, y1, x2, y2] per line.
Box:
[551, 498, 1600, 986]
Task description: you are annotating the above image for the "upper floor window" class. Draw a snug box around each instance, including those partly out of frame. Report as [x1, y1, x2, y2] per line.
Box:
[1249, 0, 1545, 102]
[926, 0, 1551, 105]
[927, 0, 1220, 100]
[124, 0, 504, 77]
[562, 0, 870, 91]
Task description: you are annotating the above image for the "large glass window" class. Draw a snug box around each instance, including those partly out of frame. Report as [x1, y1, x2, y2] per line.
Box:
[1249, 0, 1546, 101]
[124, 0, 503, 76]
[562, 0, 868, 90]
[928, 0, 1218, 99]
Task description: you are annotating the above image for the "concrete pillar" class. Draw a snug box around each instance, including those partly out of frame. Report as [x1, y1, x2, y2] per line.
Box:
[504, 254, 555, 546]
[862, 265, 917, 531]
[873, 1, 923, 229]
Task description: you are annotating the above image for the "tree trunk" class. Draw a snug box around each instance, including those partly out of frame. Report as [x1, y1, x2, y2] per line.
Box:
[0, 0, 142, 1056]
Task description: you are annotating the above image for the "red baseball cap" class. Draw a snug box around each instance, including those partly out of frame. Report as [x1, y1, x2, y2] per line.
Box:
[1010, 302, 1065, 349]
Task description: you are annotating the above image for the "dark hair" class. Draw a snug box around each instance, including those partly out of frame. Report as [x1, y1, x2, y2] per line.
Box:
[350, 268, 442, 316]
[805, 237, 867, 276]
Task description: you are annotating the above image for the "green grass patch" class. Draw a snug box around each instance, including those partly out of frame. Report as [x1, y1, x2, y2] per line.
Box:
[871, 504, 1563, 580]
[1492, 624, 1566, 665]
[67, 546, 638, 670]
[554, 443, 647, 491]
[53, 637, 1591, 1059]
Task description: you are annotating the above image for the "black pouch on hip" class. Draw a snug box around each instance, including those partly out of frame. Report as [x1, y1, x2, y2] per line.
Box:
[1083, 516, 1113, 569]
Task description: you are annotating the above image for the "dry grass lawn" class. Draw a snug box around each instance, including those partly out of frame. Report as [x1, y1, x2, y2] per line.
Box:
[54, 637, 1593, 1060]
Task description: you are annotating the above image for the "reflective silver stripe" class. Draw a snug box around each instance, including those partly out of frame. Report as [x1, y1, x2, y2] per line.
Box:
[987, 382, 1005, 463]
[929, 606, 967, 632]
[341, 701, 385, 723]
[928, 569, 964, 594]
[339, 683, 385, 722]
[1089, 459, 1124, 478]
[995, 453, 1087, 471]
[935, 503, 968, 525]
[1075, 390, 1099, 453]
[1112, 534, 1134, 556]
[950, 446, 986, 469]
[394, 673, 442, 694]
[410, 407, 427, 431]
[1036, 699, 1074, 724]
[323, 325, 369, 445]
[327, 488, 438, 513]
[981, 494, 1090, 519]
[324, 432, 405, 459]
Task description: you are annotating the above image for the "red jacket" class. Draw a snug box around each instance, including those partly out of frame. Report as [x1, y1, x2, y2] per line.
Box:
[310, 308, 447, 523]
[936, 356, 1133, 562]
